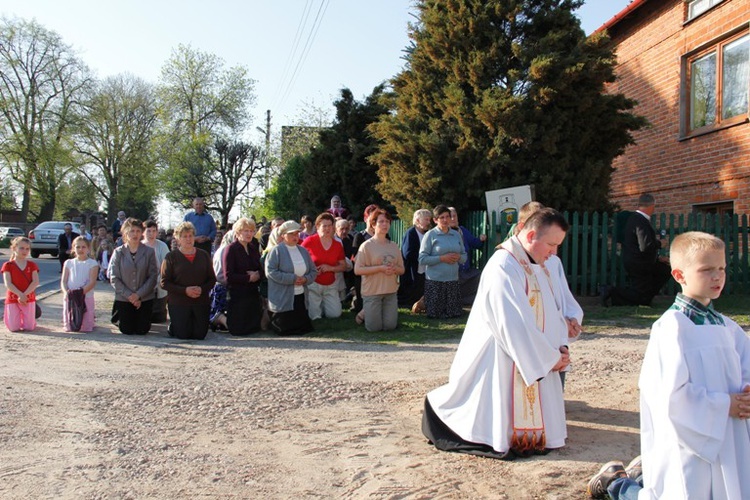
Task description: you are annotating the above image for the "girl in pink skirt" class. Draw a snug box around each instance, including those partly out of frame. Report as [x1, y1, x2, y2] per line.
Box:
[2, 237, 39, 332]
[61, 236, 99, 332]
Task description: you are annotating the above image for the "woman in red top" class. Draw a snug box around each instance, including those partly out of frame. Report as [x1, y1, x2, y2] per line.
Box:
[2, 237, 40, 332]
[300, 213, 346, 320]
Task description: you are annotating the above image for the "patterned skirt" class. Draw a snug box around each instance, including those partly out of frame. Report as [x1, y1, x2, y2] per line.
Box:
[424, 279, 463, 319]
[209, 283, 228, 321]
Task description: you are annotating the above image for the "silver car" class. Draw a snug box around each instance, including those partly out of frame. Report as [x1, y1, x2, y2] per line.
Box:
[28, 221, 83, 258]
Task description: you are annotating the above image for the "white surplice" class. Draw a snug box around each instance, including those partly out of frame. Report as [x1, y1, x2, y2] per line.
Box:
[546, 255, 583, 376]
[638, 310, 750, 500]
[427, 238, 569, 453]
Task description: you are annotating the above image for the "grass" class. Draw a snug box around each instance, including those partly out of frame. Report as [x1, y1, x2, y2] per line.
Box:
[305, 294, 750, 344]
[569, 294, 750, 332]
[307, 308, 466, 344]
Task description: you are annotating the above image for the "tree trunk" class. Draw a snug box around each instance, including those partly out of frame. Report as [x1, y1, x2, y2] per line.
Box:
[107, 197, 118, 226]
[20, 189, 31, 222]
[38, 197, 55, 221]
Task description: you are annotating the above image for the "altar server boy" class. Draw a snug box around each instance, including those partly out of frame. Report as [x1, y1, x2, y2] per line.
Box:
[588, 231, 750, 499]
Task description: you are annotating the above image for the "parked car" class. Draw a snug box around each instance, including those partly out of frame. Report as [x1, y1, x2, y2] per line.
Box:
[0, 226, 25, 240]
[28, 221, 83, 258]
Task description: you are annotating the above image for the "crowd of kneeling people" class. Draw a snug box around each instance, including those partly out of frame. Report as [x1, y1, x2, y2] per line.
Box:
[2, 202, 490, 338]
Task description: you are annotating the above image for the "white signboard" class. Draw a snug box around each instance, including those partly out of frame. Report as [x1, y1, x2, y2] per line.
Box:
[484, 184, 534, 229]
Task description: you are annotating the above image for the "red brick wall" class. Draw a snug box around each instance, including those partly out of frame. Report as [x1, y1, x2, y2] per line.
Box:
[606, 0, 750, 214]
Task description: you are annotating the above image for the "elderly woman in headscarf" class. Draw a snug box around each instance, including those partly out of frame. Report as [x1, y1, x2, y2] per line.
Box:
[325, 195, 350, 219]
[265, 221, 317, 335]
[209, 229, 235, 331]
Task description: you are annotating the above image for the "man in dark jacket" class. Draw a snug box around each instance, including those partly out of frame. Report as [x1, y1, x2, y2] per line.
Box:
[602, 194, 672, 306]
[57, 223, 80, 272]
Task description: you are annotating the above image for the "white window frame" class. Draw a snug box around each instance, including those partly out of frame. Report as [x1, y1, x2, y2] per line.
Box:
[687, 0, 724, 21]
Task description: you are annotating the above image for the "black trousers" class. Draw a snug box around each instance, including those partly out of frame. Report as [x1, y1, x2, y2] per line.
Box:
[270, 293, 313, 336]
[397, 273, 425, 308]
[611, 260, 672, 306]
[151, 296, 168, 323]
[114, 299, 153, 335]
[227, 293, 262, 335]
[58, 252, 72, 271]
[167, 303, 210, 340]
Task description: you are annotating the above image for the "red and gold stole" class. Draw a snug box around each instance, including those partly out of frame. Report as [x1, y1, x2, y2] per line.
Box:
[500, 236, 553, 456]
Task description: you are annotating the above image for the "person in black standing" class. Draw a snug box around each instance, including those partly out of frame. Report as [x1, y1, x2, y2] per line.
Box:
[57, 223, 80, 272]
[602, 194, 672, 306]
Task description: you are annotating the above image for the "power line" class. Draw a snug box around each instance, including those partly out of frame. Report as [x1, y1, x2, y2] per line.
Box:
[271, 0, 314, 107]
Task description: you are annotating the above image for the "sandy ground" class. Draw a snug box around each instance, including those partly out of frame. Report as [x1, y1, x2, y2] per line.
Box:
[0, 282, 651, 499]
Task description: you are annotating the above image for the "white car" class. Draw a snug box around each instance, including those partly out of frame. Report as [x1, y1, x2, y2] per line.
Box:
[0, 226, 25, 240]
[28, 221, 83, 258]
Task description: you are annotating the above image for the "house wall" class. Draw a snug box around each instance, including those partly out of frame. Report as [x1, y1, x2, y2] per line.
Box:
[606, 0, 750, 214]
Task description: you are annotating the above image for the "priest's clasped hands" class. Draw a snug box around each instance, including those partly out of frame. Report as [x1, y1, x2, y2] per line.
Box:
[552, 346, 570, 372]
[729, 385, 750, 420]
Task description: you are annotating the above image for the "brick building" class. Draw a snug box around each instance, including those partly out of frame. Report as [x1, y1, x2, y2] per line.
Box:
[600, 0, 749, 215]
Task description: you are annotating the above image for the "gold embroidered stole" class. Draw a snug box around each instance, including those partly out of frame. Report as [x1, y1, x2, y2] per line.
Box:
[500, 237, 551, 456]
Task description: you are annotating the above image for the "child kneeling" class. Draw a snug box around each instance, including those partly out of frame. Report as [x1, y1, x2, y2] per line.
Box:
[61, 236, 99, 332]
[588, 231, 750, 499]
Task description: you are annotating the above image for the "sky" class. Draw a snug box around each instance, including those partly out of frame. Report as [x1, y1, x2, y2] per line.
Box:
[0, 0, 632, 142]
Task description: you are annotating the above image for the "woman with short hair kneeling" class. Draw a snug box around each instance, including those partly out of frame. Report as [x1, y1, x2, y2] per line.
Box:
[354, 209, 404, 331]
[110, 218, 159, 335]
[265, 221, 316, 335]
[160, 222, 216, 339]
[223, 217, 264, 335]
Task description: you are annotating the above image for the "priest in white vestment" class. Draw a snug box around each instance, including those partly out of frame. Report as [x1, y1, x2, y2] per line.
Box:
[423, 208, 571, 459]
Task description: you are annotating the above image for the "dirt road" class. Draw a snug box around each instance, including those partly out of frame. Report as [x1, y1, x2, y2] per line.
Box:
[1, 283, 645, 499]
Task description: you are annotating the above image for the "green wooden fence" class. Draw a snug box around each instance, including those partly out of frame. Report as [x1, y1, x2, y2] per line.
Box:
[381, 211, 750, 296]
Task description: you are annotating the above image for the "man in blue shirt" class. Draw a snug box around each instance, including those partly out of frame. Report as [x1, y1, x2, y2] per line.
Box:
[183, 197, 217, 254]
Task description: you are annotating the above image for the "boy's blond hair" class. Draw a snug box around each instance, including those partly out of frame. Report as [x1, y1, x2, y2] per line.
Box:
[514, 201, 545, 236]
[669, 231, 725, 271]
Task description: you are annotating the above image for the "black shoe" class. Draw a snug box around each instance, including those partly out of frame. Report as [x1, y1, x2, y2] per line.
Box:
[599, 285, 612, 308]
[587, 461, 627, 499]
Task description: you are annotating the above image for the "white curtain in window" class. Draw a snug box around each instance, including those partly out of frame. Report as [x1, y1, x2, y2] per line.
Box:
[722, 35, 749, 120]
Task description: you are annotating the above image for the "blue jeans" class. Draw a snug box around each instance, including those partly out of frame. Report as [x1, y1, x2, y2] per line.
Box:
[608, 476, 643, 500]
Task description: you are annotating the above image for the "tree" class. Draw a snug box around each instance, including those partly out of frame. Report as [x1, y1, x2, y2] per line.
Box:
[369, 0, 647, 217]
[268, 85, 392, 219]
[157, 44, 255, 139]
[205, 138, 265, 228]
[0, 17, 89, 221]
[74, 74, 158, 224]
[266, 154, 309, 219]
[156, 44, 257, 209]
[53, 172, 99, 220]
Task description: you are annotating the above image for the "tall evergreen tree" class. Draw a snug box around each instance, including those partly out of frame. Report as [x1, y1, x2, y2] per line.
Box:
[369, 0, 647, 217]
[270, 85, 392, 219]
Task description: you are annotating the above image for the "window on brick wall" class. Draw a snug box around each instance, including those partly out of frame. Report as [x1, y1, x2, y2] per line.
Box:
[684, 32, 749, 135]
[693, 201, 734, 217]
[687, 0, 724, 21]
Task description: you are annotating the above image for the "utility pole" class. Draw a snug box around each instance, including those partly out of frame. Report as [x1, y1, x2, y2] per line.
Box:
[256, 109, 272, 191]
